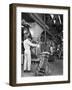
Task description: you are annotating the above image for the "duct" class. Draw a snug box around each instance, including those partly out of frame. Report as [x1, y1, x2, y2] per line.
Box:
[30, 13, 57, 43]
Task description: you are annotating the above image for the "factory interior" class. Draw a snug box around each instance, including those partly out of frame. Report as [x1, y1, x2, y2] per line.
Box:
[21, 13, 63, 77]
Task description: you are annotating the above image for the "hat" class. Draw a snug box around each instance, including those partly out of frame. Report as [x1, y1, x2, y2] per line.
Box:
[23, 24, 31, 28]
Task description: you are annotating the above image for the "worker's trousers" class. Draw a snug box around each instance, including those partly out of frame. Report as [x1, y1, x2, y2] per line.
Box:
[24, 50, 31, 71]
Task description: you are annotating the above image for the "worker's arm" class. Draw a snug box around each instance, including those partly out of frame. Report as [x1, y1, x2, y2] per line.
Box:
[28, 40, 39, 47]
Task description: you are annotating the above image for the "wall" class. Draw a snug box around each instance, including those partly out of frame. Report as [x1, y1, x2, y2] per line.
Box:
[0, 0, 72, 90]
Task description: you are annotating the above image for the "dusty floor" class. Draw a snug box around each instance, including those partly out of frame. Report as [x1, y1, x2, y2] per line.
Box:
[21, 60, 63, 77]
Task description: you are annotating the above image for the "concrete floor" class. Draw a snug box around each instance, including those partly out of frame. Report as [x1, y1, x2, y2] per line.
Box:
[21, 59, 63, 77]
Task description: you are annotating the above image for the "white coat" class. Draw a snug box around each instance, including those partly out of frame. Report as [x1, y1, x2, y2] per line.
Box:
[24, 39, 38, 71]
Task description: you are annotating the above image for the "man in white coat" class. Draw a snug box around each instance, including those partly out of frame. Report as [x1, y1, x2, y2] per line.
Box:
[24, 32, 39, 72]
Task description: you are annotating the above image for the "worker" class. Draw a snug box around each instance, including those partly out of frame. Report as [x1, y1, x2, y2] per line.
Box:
[23, 31, 39, 72]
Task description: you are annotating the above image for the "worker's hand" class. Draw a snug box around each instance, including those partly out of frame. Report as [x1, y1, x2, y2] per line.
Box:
[37, 44, 40, 48]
